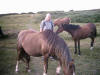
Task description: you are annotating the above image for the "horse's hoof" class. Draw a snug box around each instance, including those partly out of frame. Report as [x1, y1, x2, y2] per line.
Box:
[78, 53, 81, 56]
[28, 69, 31, 72]
[43, 72, 47, 75]
[15, 69, 18, 73]
[90, 47, 93, 50]
[56, 66, 61, 74]
[78, 55, 80, 56]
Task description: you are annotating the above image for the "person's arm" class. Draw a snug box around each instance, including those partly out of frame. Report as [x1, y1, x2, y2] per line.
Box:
[40, 28, 43, 32]
[40, 21, 44, 32]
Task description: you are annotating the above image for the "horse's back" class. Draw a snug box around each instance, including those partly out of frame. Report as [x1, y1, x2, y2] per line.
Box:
[18, 29, 37, 37]
[18, 29, 37, 43]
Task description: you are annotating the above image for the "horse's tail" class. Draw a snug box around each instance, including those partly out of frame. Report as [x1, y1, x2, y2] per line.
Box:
[16, 31, 24, 57]
[94, 27, 97, 37]
[17, 34, 27, 61]
[91, 24, 97, 37]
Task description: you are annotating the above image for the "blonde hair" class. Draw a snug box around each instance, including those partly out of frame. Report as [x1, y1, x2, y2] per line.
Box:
[45, 13, 51, 21]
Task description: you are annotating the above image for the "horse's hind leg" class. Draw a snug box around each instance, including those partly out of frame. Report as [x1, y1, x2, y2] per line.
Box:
[24, 54, 31, 72]
[15, 43, 26, 72]
[90, 37, 94, 50]
[78, 40, 81, 55]
[74, 40, 77, 54]
[15, 46, 22, 72]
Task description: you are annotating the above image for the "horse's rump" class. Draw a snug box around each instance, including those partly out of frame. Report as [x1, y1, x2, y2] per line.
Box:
[87, 23, 97, 37]
[80, 23, 97, 37]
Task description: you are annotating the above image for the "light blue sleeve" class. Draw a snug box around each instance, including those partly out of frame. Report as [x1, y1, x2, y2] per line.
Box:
[40, 20, 45, 29]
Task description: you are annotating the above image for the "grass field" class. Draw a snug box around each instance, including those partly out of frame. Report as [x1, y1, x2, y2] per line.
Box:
[0, 13, 100, 75]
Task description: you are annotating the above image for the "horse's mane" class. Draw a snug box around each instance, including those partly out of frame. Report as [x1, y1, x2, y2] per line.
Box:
[42, 30, 58, 50]
[63, 24, 80, 30]
[42, 30, 72, 62]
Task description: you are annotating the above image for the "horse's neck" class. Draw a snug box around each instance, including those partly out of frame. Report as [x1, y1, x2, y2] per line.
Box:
[63, 27, 74, 36]
[57, 46, 72, 66]
[63, 25, 78, 36]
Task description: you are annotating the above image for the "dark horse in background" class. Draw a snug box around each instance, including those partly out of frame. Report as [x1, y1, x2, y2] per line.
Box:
[56, 23, 97, 55]
[0, 26, 5, 38]
[15, 29, 75, 75]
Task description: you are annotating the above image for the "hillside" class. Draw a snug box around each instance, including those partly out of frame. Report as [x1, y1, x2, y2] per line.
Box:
[37, 9, 100, 23]
[0, 9, 100, 24]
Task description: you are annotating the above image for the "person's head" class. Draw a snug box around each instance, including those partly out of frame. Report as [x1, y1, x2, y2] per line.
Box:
[45, 13, 51, 21]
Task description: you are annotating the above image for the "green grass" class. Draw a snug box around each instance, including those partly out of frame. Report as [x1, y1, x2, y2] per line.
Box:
[0, 14, 100, 75]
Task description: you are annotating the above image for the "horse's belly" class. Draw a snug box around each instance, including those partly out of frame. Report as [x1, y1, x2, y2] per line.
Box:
[25, 48, 42, 56]
[74, 30, 90, 40]
[23, 43, 42, 56]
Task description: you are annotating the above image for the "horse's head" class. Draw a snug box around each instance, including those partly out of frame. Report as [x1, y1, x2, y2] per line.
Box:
[56, 24, 64, 34]
[54, 18, 61, 26]
[64, 60, 75, 75]
[54, 17, 71, 27]
[61, 17, 71, 24]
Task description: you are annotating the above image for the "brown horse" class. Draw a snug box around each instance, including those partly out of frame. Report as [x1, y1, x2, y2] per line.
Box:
[56, 23, 97, 55]
[54, 17, 71, 26]
[15, 29, 75, 75]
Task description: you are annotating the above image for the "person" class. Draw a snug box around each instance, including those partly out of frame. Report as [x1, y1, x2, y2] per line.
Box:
[40, 13, 54, 32]
[40, 13, 54, 60]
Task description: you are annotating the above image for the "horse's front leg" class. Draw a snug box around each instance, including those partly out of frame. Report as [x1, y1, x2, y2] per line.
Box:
[90, 37, 94, 50]
[74, 40, 77, 54]
[78, 40, 81, 55]
[56, 62, 61, 75]
[43, 54, 49, 75]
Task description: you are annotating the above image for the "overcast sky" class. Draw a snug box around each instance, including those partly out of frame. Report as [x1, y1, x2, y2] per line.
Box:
[0, 0, 100, 14]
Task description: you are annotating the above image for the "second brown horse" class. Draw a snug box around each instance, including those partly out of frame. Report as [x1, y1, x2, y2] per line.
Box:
[56, 23, 97, 55]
